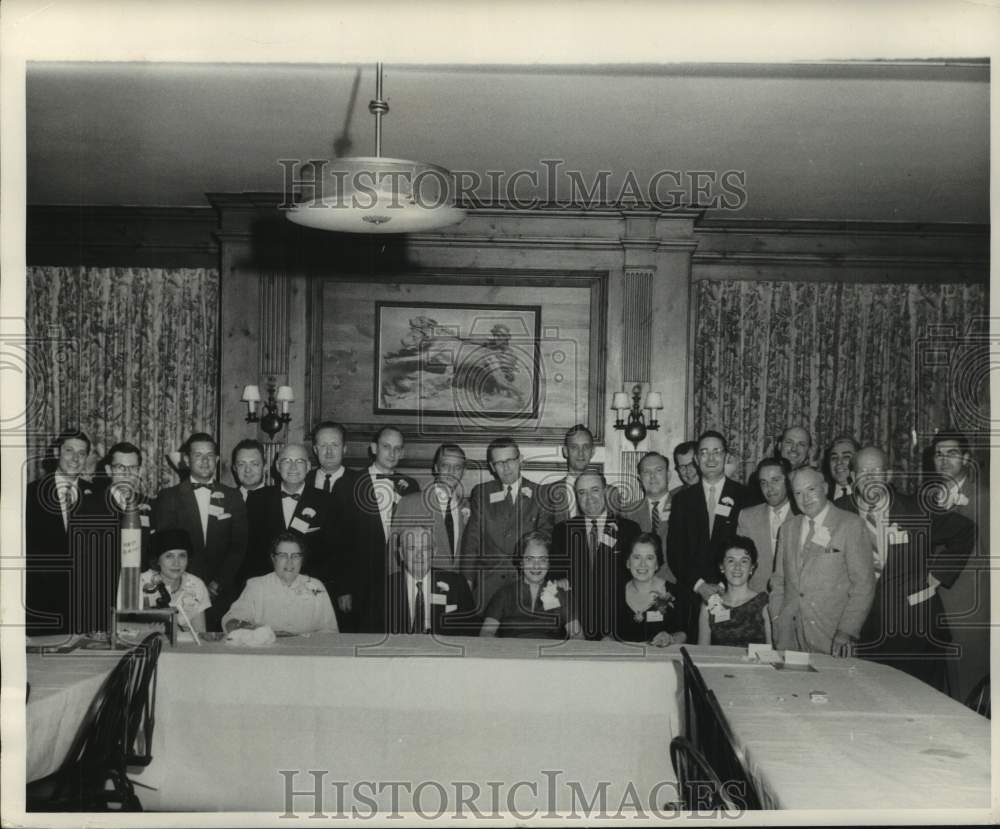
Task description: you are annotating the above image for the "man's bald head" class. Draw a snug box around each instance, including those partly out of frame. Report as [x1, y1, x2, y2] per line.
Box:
[853, 445, 891, 508]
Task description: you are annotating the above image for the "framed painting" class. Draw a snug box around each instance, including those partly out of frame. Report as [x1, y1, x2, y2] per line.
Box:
[374, 301, 542, 418]
[307, 268, 608, 445]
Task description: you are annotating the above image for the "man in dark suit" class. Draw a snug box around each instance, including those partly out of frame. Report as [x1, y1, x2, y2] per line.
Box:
[394, 443, 470, 574]
[666, 430, 753, 637]
[840, 446, 975, 693]
[385, 516, 476, 636]
[461, 436, 544, 611]
[24, 429, 105, 635]
[929, 430, 989, 701]
[243, 443, 337, 583]
[230, 438, 266, 501]
[825, 434, 859, 502]
[152, 432, 247, 630]
[736, 457, 796, 594]
[343, 426, 420, 633]
[627, 451, 675, 583]
[550, 470, 640, 640]
[304, 421, 362, 627]
[670, 441, 700, 498]
[538, 424, 595, 532]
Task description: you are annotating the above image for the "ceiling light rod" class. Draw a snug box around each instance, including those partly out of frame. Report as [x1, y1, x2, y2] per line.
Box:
[371, 62, 387, 158]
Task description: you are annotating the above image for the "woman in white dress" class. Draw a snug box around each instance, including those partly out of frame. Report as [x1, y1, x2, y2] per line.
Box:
[223, 532, 339, 635]
[140, 528, 211, 633]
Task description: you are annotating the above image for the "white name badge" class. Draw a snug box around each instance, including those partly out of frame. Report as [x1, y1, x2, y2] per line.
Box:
[714, 504, 732, 517]
[445, 604, 457, 614]
[489, 490, 505, 504]
[889, 530, 909, 545]
[430, 592, 447, 606]
[600, 533, 617, 547]
[711, 606, 731, 623]
[541, 595, 561, 610]
[813, 525, 832, 546]
[289, 517, 311, 534]
[646, 610, 664, 622]
[207, 504, 225, 517]
[140, 515, 150, 528]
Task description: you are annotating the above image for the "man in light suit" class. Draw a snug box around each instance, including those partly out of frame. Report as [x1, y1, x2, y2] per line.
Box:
[736, 457, 796, 594]
[666, 430, 753, 638]
[152, 432, 247, 630]
[393, 443, 470, 573]
[461, 436, 543, 612]
[770, 467, 875, 656]
[550, 471, 640, 640]
[385, 525, 477, 636]
[342, 426, 420, 633]
[242, 443, 337, 582]
[630, 451, 675, 582]
[538, 424, 595, 531]
[838, 446, 974, 692]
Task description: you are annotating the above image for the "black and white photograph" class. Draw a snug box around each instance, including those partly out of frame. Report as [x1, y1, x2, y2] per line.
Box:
[1, 1, 995, 824]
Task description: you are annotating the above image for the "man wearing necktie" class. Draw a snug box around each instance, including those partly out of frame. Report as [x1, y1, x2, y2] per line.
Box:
[343, 427, 420, 633]
[538, 424, 596, 533]
[770, 467, 874, 656]
[385, 526, 476, 636]
[825, 435, 859, 502]
[628, 451, 676, 583]
[461, 437, 543, 613]
[230, 438, 267, 502]
[928, 430, 988, 701]
[666, 430, 753, 638]
[550, 471, 640, 640]
[736, 457, 797, 594]
[153, 432, 247, 630]
[25, 429, 103, 635]
[837, 447, 975, 694]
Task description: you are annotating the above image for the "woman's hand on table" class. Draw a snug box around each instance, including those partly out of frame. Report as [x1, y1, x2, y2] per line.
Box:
[831, 630, 854, 658]
[224, 619, 257, 633]
[649, 631, 674, 648]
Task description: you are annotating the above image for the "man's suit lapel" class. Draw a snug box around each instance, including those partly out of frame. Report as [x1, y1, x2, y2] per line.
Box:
[179, 481, 206, 551]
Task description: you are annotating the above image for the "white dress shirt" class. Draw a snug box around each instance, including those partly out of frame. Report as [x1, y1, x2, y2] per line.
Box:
[799, 503, 832, 548]
[281, 486, 305, 528]
[314, 466, 345, 493]
[368, 465, 396, 537]
[404, 569, 432, 632]
[769, 501, 791, 550]
[191, 479, 213, 543]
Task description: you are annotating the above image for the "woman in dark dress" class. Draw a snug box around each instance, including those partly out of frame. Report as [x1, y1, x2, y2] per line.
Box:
[480, 531, 582, 639]
[615, 532, 687, 647]
[697, 535, 771, 647]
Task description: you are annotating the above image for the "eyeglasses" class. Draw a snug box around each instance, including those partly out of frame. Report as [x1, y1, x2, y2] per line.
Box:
[110, 464, 140, 473]
[698, 449, 724, 458]
[273, 552, 303, 561]
[277, 458, 310, 467]
[934, 450, 965, 459]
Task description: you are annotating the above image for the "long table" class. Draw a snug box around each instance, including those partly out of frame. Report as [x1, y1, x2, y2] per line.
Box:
[23, 635, 992, 816]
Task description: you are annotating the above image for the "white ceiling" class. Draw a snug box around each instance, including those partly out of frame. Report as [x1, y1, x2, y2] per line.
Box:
[25, 61, 989, 223]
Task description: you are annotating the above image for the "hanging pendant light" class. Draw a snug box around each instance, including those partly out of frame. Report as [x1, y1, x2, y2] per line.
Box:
[285, 63, 467, 234]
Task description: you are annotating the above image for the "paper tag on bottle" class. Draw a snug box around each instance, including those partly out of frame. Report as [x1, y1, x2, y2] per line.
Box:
[121, 528, 142, 568]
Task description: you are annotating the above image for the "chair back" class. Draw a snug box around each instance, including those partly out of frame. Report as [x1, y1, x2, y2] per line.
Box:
[669, 736, 739, 812]
[966, 674, 990, 719]
[678, 647, 762, 810]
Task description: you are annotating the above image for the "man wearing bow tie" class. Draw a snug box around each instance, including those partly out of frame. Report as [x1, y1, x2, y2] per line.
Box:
[461, 436, 544, 611]
[153, 432, 247, 630]
[343, 426, 420, 633]
[230, 438, 267, 501]
[838, 446, 974, 691]
[25, 429, 102, 635]
[243, 443, 337, 584]
[825, 435, 858, 502]
[550, 470, 640, 640]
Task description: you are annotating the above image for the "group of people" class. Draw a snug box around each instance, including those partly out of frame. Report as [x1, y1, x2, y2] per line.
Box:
[23, 420, 983, 693]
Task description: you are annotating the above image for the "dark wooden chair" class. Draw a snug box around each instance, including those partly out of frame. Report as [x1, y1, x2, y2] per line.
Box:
[966, 674, 990, 719]
[27, 633, 163, 812]
[669, 736, 740, 812]
[678, 647, 762, 810]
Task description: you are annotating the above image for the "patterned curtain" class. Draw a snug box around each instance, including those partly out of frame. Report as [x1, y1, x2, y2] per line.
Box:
[26, 266, 220, 496]
[693, 280, 988, 487]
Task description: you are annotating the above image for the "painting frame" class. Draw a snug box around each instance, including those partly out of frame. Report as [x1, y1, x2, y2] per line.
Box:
[373, 300, 543, 419]
[306, 268, 608, 446]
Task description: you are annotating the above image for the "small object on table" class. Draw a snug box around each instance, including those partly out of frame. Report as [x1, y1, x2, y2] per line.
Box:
[748, 643, 782, 664]
[226, 625, 277, 647]
[809, 690, 829, 704]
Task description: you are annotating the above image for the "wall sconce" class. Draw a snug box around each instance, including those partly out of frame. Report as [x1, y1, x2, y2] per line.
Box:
[612, 384, 663, 448]
[241, 380, 294, 438]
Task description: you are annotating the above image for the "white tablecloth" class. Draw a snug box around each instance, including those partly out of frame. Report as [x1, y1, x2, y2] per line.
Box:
[696, 653, 991, 810]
